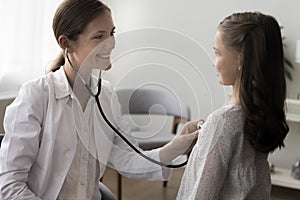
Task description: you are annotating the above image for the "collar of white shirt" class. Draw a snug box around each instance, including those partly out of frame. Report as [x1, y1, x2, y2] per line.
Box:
[51, 67, 98, 100]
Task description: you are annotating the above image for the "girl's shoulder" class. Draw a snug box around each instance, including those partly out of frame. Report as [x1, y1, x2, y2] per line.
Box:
[205, 104, 244, 137]
[211, 104, 242, 120]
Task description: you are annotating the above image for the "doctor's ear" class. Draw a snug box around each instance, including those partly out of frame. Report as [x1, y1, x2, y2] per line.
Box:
[58, 35, 72, 51]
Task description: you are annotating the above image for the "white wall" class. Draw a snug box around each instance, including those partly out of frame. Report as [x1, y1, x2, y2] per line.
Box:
[103, 0, 300, 169]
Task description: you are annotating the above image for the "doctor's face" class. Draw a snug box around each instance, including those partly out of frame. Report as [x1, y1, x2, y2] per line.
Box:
[213, 30, 240, 86]
[71, 9, 115, 71]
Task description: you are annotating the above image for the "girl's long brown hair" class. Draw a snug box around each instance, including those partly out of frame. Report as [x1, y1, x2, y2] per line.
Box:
[218, 12, 289, 153]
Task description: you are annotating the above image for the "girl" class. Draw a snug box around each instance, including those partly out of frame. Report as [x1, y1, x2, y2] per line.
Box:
[177, 11, 289, 199]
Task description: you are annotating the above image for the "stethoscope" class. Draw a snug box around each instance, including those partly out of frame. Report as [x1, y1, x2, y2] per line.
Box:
[65, 48, 204, 168]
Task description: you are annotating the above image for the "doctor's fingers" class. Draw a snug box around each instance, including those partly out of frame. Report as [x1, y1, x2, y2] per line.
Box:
[181, 130, 199, 154]
[180, 119, 205, 134]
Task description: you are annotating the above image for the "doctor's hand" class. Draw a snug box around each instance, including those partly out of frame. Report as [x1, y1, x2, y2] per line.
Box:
[159, 119, 204, 164]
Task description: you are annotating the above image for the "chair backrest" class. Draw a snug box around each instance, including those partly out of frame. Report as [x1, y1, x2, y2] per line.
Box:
[116, 88, 190, 119]
[116, 88, 190, 133]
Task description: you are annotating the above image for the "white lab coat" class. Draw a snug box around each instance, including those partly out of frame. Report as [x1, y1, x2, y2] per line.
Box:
[0, 67, 170, 200]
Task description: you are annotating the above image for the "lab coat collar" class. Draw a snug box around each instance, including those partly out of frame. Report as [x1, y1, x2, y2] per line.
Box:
[52, 67, 99, 100]
[52, 67, 72, 99]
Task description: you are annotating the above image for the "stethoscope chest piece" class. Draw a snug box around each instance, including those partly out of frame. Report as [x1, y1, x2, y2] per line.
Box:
[196, 120, 205, 130]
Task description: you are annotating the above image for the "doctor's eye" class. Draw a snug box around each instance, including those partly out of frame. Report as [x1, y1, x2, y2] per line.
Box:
[94, 35, 103, 39]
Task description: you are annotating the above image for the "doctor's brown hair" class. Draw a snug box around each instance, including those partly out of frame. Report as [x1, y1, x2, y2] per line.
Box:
[218, 12, 289, 153]
[47, 0, 110, 73]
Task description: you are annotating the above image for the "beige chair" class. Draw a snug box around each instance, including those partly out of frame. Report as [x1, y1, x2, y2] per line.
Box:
[114, 87, 190, 199]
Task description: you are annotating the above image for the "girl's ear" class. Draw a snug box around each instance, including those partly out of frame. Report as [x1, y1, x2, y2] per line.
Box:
[236, 53, 242, 70]
[57, 35, 72, 51]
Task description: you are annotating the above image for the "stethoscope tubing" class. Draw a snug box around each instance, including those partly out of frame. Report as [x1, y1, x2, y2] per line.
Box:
[66, 48, 188, 168]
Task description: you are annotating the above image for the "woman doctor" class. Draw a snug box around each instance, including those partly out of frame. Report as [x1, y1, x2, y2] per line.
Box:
[0, 0, 199, 199]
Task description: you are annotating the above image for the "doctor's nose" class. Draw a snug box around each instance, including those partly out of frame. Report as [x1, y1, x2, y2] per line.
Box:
[103, 36, 115, 50]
